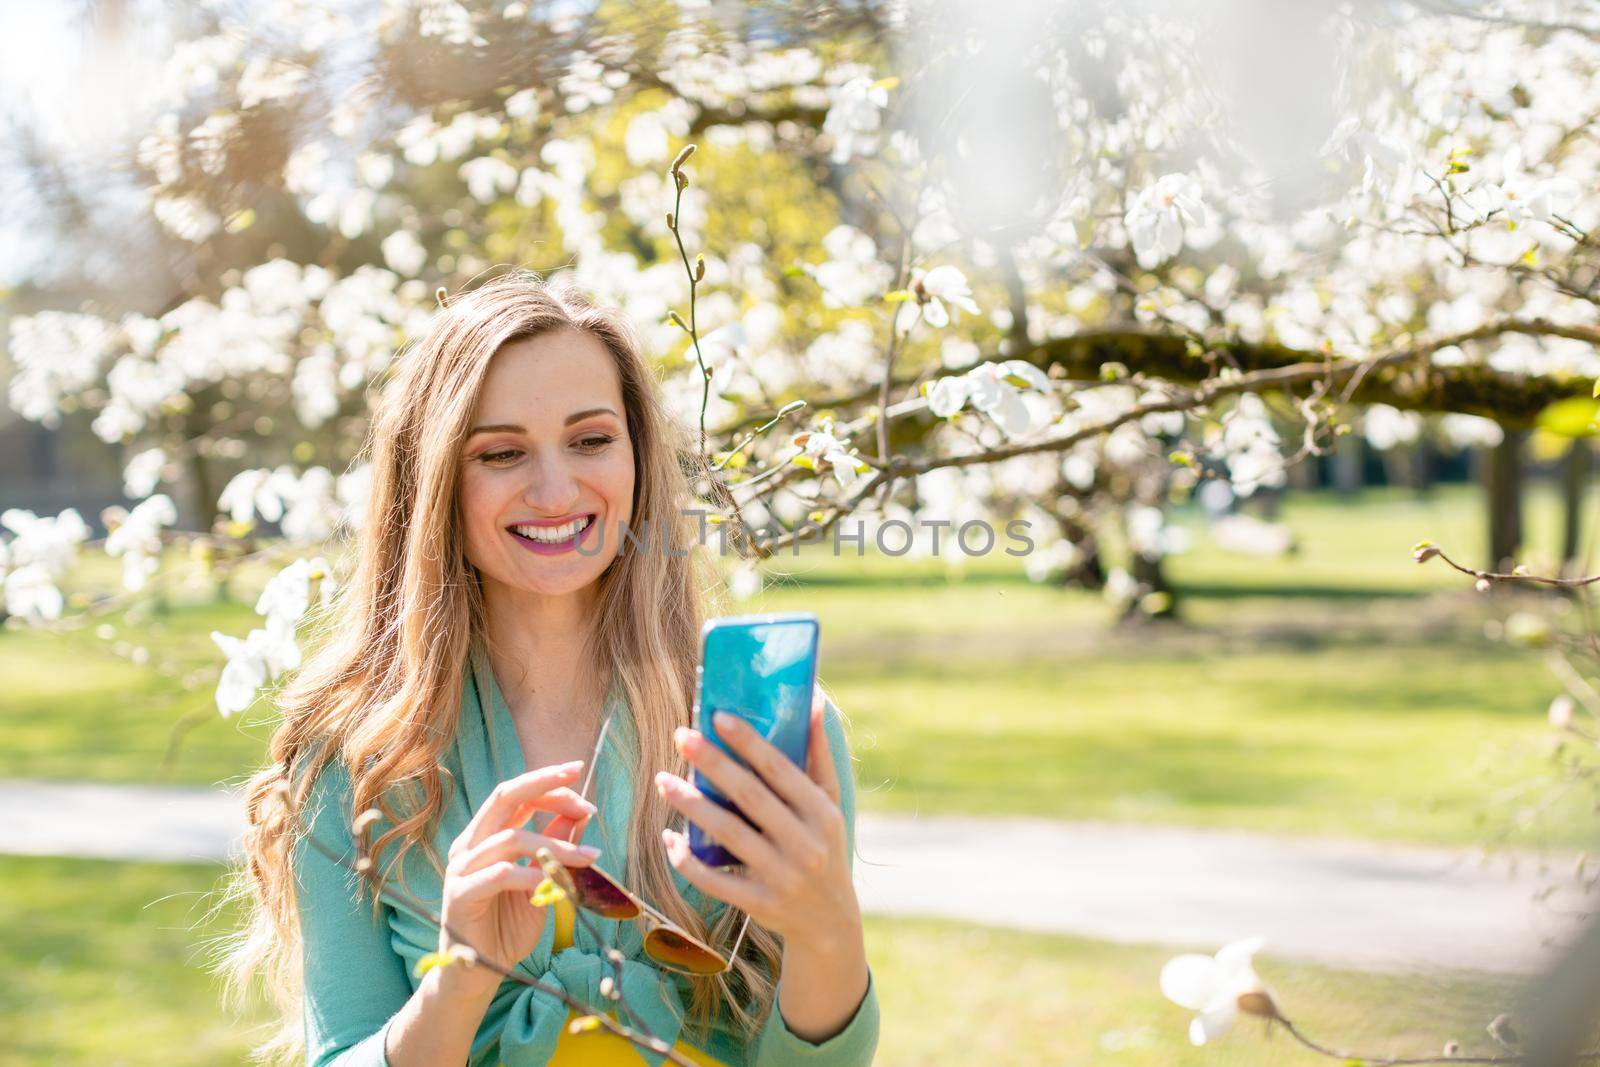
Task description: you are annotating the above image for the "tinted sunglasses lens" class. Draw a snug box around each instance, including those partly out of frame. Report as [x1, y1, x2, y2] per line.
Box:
[644, 925, 728, 975]
[566, 866, 640, 920]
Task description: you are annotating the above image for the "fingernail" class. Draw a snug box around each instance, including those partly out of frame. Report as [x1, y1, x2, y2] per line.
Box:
[713, 711, 737, 732]
[673, 726, 691, 744]
[577, 845, 601, 857]
[560, 760, 585, 772]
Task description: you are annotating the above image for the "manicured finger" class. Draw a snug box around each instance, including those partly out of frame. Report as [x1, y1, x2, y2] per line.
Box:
[452, 827, 600, 879]
[676, 725, 808, 848]
[458, 761, 586, 852]
[453, 859, 549, 905]
[654, 770, 780, 871]
[805, 692, 843, 808]
[661, 827, 765, 913]
[509, 786, 595, 830]
[711, 709, 831, 822]
[542, 809, 592, 847]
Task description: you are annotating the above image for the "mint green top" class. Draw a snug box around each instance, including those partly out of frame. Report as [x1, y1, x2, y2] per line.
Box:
[293, 644, 880, 1067]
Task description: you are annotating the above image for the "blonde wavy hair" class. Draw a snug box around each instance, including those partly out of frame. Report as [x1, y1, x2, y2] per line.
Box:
[210, 271, 782, 1063]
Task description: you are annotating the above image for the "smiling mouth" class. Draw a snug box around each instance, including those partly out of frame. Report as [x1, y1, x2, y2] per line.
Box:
[507, 514, 596, 546]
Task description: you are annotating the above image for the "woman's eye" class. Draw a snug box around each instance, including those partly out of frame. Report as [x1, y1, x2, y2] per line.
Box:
[577, 434, 616, 452]
[480, 449, 520, 465]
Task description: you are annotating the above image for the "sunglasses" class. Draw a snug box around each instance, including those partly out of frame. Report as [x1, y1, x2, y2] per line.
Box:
[548, 713, 750, 976]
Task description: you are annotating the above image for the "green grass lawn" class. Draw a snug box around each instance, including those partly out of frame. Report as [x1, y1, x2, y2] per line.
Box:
[1, 484, 1593, 845]
[0, 854, 1520, 1067]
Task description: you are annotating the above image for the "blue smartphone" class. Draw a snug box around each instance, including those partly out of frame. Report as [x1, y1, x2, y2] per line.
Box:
[689, 612, 820, 868]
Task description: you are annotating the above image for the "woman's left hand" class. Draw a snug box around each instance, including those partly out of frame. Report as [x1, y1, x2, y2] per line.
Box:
[655, 690, 863, 954]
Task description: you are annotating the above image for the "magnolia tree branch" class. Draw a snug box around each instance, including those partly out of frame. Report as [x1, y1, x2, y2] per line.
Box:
[1275, 1014, 1592, 1065]
[1413, 544, 1600, 590]
[297, 813, 698, 1067]
[667, 144, 711, 460]
[729, 326, 1587, 554]
[715, 317, 1600, 441]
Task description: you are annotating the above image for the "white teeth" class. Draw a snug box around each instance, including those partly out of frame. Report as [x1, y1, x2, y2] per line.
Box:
[512, 516, 592, 544]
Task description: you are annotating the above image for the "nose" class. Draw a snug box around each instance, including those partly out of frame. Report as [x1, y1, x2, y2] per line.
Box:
[521, 449, 581, 515]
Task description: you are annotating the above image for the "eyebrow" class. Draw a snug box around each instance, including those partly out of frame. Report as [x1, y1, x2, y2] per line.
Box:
[467, 408, 619, 437]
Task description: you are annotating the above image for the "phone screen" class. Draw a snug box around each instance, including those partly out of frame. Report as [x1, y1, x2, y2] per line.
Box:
[689, 613, 820, 867]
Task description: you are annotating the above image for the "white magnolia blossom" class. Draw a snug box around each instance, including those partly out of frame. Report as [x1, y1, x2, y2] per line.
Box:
[105, 494, 177, 591]
[1483, 146, 1578, 227]
[219, 466, 343, 543]
[7, 312, 115, 426]
[913, 265, 979, 328]
[1, 508, 89, 579]
[1439, 413, 1505, 451]
[381, 230, 428, 276]
[1125, 174, 1209, 265]
[219, 468, 297, 526]
[211, 620, 302, 717]
[0, 508, 90, 625]
[505, 88, 540, 122]
[256, 556, 334, 625]
[926, 360, 1051, 437]
[394, 110, 502, 169]
[624, 100, 692, 165]
[152, 194, 221, 242]
[416, 0, 485, 46]
[1126, 504, 1190, 560]
[4, 565, 65, 623]
[791, 419, 872, 489]
[459, 156, 519, 203]
[292, 345, 340, 427]
[122, 447, 169, 498]
[1362, 403, 1424, 451]
[727, 561, 762, 601]
[1214, 394, 1284, 497]
[237, 56, 308, 109]
[189, 113, 239, 176]
[560, 50, 627, 112]
[336, 463, 374, 531]
[278, 468, 342, 544]
[801, 321, 879, 383]
[22, 258, 400, 450]
[822, 75, 889, 164]
[211, 556, 334, 716]
[137, 113, 184, 187]
[1160, 936, 1274, 1046]
[810, 225, 894, 308]
[94, 355, 186, 442]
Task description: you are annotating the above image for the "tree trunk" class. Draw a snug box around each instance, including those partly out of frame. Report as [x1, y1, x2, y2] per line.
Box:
[1486, 429, 1525, 572]
[1333, 433, 1364, 495]
[1561, 439, 1591, 574]
[1409, 438, 1436, 495]
[997, 244, 1030, 357]
[1056, 518, 1105, 590]
[1129, 549, 1178, 620]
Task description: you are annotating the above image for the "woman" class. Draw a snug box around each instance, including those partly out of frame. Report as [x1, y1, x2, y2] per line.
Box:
[218, 273, 879, 1066]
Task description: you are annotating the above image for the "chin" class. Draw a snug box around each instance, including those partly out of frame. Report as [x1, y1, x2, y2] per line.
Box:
[501, 561, 610, 599]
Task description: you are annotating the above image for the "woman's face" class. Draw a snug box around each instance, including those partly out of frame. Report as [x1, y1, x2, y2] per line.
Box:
[458, 328, 636, 599]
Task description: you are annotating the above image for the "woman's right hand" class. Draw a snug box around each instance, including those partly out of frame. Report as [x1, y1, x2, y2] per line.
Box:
[438, 760, 602, 997]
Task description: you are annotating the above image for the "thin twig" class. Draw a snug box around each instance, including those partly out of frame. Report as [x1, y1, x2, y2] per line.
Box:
[297, 830, 695, 1066]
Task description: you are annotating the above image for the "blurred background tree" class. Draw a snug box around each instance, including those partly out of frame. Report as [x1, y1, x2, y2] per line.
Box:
[7, 3, 1600, 1060]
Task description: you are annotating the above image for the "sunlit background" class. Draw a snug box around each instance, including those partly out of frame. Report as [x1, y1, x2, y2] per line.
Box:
[5, 1, 1600, 1063]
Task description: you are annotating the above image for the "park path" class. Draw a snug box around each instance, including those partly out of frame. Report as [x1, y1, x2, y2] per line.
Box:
[2, 777, 1591, 977]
